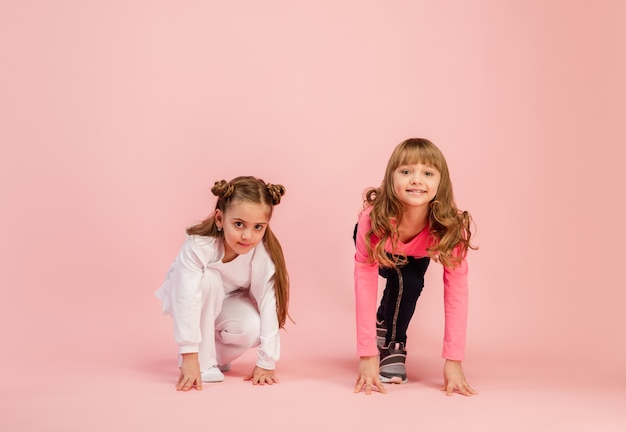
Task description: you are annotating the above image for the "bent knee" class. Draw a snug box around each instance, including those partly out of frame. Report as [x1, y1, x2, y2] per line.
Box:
[218, 319, 260, 347]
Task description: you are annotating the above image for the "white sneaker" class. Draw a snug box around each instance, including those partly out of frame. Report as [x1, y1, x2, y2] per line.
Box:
[201, 366, 225, 382]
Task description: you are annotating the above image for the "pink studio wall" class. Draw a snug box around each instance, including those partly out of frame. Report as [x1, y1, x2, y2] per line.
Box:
[1, 0, 625, 417]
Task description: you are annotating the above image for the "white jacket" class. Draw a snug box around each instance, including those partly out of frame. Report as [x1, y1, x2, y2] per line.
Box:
[156, 235, 280, 369]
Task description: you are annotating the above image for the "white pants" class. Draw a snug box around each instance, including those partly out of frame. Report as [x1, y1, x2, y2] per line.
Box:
[186, 288, 261, 372]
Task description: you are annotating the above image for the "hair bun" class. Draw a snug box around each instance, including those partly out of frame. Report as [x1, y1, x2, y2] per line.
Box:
[266, 183, 286, 205]
[211, 180, 234, 199]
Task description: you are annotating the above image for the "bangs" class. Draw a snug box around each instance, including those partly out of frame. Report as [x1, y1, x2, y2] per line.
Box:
[395, 143, 444, 172]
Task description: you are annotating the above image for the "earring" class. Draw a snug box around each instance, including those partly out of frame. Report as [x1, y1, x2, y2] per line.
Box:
[217, 227, 222, 232]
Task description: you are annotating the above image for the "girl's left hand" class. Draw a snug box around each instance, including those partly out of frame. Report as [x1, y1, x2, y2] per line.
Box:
[244, 366, 279, 385]
[442, 360, 478, 396]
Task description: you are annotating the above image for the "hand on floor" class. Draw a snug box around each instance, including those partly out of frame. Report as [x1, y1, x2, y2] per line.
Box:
[442, 359, 477, 396]
[176, 353, 202, 391]
[354, 356, 386, 395]
[244, 366, 279, 385]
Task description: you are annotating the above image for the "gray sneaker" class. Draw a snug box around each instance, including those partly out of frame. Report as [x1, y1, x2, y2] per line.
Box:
[379, 341, 407, 384]
[376, 319, 386, 348]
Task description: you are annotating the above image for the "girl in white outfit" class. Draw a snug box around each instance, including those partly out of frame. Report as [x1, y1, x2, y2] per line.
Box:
[156, 176, 290, 391]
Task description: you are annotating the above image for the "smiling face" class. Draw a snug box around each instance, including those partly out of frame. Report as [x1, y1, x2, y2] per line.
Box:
[392, 163, 441, 208]
[215, 200, 271, 263]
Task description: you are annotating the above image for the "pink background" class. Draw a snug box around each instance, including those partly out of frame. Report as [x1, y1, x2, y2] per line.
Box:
[1, 1, 625, 431]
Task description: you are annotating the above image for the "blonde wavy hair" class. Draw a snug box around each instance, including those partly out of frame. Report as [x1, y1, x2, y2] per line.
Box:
[186, 176, 290, 328]
[363, 138, 476, 269]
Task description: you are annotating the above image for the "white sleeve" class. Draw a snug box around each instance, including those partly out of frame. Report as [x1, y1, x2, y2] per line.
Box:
[169, 241, 205, 353]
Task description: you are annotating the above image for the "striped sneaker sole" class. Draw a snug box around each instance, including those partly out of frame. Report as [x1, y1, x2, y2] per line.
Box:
[379, 342, 407, 384]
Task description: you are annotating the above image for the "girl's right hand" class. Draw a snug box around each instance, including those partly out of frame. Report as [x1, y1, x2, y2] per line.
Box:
[353, 356, 386, 395]
[176, 353, 202, 391]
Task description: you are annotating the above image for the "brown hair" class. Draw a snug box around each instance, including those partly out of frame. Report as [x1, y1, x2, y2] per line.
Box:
[187, 176, 290, 328]
[363, 138, 476, 269]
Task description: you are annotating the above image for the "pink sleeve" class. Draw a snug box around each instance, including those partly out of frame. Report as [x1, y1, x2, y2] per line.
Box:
[442, 256, 469, 360]
[354, 209, 380, 357]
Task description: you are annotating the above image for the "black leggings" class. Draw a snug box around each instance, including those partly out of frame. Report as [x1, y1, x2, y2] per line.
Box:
[376, 257, 430, 345]
[354, 224, 430, 346]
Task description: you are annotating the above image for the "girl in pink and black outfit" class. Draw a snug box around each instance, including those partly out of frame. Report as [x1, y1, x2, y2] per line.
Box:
[353, 138, 478, 397]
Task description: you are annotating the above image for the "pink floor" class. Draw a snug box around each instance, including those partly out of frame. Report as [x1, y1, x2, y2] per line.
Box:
[3, 293, 625, 432]
[6, 361, 625, 432]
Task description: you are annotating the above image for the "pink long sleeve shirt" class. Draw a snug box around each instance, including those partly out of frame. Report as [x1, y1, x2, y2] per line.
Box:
[354, 206, 469, 361]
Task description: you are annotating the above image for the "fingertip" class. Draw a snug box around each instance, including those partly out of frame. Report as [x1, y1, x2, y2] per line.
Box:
[354, 380, 362, 392]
